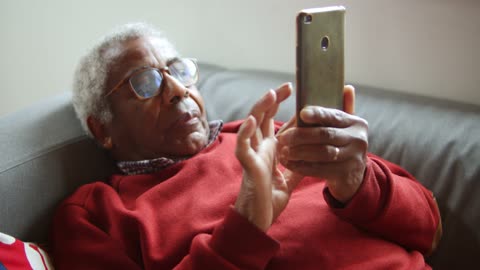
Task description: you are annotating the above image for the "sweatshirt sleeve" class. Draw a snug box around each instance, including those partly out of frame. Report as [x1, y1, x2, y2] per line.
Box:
[323, 153, 441, 255]
[51, 203, 142, 270]
[176, 207, 279, 270]
[51, 202, 278, 270]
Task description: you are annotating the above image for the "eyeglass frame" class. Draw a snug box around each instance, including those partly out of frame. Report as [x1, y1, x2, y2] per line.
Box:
[104, 57, 199, 100]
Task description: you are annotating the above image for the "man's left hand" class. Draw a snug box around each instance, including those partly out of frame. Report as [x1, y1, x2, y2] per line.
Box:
[276, 86, 369, 203]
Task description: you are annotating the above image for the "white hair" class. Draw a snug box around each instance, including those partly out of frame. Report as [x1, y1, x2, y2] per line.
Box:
[72, 22, 179, 137]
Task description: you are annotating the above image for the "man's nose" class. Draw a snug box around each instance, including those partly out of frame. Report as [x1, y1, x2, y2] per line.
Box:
[161, 73, 189, 104]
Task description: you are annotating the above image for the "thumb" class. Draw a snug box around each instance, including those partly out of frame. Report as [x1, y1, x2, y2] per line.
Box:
[343, 85, 355, 115]
[276, 115, 296, 137]
[284, 169, 304, 194]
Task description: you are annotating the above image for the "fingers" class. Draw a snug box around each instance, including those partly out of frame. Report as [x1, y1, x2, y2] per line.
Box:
[249, 83, 292, 120]
[300, 106, 357, 128]
[280, 144, 343, 162]
[273, 83, 293, 105]
[261, 83, 293, 136]
[282, 158, 366, 203]
[265, 83, 292, 119]
[248, 83, 293, 147]
[276, 115, 296, 136]
[343, 85, 355, 115]
[283, 157, 362, 179]
[299, 84, 357, 126]
[279, 139, 369, 163]
[235, 115, 256, 167]
[236, 115, 277, 177]
[277, 126, 353, 147]
[249, 90, 275, 149]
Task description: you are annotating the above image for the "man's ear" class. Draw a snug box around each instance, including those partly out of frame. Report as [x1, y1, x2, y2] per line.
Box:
[87, 116, 113, 150]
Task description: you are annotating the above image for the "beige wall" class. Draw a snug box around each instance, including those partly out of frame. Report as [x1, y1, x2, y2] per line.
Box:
[1, 0, 479, 117]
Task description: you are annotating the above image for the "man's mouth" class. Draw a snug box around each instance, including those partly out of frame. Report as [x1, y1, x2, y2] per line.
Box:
[172, 110, 201, 128]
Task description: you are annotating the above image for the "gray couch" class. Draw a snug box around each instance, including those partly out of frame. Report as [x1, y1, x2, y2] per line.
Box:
[1, 63, 479, 269]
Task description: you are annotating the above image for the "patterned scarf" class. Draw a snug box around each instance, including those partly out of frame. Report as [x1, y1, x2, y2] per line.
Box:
[117, 120, 223, 175]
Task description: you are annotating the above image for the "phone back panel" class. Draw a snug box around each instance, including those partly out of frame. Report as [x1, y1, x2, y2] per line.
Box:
[296, 6, 345, 126]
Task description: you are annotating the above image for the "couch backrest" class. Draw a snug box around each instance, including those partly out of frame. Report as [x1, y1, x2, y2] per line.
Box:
[0, 94, 117, 243]
[0, 63, 479, 269]
[197, 64, 480, 269]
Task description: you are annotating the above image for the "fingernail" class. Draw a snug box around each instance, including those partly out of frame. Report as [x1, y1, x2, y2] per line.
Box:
[301, 107, 315, 118]
[266, 89, 276, 100]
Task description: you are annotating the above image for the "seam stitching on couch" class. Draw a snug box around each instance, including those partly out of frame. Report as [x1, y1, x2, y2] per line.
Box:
[0, 135, 90, 174]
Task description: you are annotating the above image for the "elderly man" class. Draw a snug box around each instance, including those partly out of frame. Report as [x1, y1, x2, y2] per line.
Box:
[51, 23, 441, 269]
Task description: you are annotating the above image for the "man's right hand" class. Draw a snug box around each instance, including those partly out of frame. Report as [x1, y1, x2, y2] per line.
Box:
[234, 83, 303, 232]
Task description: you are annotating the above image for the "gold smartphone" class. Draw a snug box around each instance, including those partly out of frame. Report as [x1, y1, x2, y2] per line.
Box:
[296, 6, 345, 126]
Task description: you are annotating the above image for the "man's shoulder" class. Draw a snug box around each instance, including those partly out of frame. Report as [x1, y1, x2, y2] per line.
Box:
[59, 181, 113, 209]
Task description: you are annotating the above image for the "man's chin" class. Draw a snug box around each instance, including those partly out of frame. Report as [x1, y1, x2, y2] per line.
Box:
[173, 131, 209, 156]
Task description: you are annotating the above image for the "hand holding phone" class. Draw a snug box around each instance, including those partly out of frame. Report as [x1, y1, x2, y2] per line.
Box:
[276, 7, 368, 203]
[296, 6, 345, 127]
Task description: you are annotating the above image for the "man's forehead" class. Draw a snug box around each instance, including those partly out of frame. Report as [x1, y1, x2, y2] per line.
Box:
[106, 37, 178, 85]
[113, 37, 177, 67]
[148, 37, 178, 59]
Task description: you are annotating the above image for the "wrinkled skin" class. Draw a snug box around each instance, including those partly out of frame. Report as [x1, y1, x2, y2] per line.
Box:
[234, 84, 368, 231]
[88, 37, 210, 161]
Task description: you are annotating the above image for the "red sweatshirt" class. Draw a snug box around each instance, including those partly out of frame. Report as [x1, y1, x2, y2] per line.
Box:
[51, 121, 440, 270]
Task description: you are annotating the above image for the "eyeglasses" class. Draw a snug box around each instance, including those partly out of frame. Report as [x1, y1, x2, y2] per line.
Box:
[105, 58, 199, 99]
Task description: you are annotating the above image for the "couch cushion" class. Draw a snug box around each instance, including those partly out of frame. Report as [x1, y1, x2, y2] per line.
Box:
[352, 87, 480, 268]
[0, 93, 116, 243]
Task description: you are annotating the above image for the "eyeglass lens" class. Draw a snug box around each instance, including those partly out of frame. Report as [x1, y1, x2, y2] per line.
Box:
[129, 59, 198, 98]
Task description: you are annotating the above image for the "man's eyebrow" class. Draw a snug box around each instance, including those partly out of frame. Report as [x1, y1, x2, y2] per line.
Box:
[166, 57, 180, 66]
[121, 66, 150, 81]
[121, 57, 180, 81]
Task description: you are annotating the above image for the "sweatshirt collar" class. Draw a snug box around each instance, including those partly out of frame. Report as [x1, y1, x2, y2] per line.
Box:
[116, 120, 223, 175]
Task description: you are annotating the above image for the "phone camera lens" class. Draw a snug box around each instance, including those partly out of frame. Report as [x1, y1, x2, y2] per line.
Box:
[304, 14, 312, 24]
[321, 36, 329, 51]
